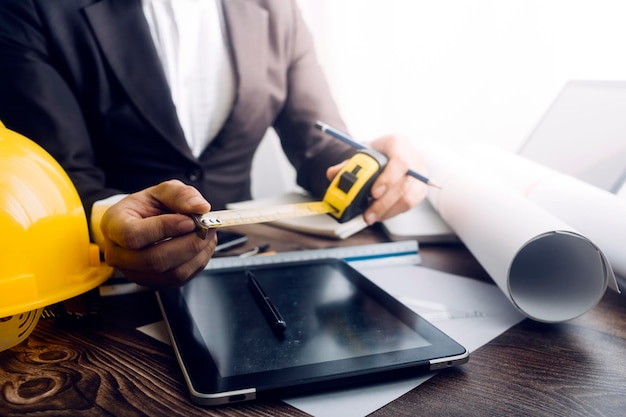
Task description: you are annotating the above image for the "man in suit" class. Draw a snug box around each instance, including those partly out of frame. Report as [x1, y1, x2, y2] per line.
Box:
[0, 0, 426, 287]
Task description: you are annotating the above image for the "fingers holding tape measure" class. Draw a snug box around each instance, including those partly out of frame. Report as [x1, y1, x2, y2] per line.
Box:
[363, 135, 430, 224]
[364, 173, 427, 224]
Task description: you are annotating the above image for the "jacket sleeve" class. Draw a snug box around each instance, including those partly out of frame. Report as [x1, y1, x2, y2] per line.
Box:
[272, 1, 356, 198]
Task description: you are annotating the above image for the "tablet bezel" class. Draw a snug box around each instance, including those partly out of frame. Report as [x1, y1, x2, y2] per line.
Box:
[157, 258, 468, 406]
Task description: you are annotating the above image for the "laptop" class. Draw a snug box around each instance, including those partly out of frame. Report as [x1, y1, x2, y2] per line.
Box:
[518, 80, 626, 193]
[382, 80, 626, 243]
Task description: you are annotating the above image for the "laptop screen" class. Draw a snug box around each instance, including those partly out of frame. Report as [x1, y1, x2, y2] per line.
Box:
[518, 80, 626, 193]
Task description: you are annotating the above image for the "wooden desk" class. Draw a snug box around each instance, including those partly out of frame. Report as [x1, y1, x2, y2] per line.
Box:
[1, 224, 625, 416]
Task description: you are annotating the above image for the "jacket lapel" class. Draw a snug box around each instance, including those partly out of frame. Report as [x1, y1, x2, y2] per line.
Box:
[84, 0, 193, 159]
[218, 0, 269, 138]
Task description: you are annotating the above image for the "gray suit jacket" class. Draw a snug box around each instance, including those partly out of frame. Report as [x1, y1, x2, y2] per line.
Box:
[0, 0, 353, 216]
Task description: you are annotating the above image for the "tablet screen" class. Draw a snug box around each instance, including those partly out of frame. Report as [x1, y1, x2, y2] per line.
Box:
[181, 262, 430, 377]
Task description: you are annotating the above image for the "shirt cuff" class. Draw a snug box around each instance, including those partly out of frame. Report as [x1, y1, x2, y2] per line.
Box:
[90, 194, 128, 250]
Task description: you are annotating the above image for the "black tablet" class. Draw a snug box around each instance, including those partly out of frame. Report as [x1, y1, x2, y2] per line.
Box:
[156, 258, 468, 406]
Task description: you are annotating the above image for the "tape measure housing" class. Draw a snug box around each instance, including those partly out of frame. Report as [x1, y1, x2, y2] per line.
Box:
[323, 150, 387, 222]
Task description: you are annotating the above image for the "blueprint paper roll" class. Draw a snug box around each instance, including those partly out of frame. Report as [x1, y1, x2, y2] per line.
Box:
[464, 142, 626, 282]
[422, 144, 614, 322]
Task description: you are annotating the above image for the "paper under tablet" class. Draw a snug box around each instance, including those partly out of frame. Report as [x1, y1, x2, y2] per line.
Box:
[157, 259, 468, 406]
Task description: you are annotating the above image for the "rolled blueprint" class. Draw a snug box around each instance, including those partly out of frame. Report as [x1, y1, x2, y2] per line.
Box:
[422, 144, 615, 323]
[464, 142, 626, 281]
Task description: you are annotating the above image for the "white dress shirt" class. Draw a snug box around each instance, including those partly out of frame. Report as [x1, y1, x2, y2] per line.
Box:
[142, 0, 236, 157]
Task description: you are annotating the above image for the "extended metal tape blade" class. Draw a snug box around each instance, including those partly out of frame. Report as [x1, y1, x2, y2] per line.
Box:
[192, 201, 336, 238]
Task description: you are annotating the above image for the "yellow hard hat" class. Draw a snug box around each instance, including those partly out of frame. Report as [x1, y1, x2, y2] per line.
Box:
[0, 121, 113, 351]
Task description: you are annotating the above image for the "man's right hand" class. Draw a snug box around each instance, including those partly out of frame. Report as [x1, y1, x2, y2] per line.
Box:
[100, 180, 216, 288]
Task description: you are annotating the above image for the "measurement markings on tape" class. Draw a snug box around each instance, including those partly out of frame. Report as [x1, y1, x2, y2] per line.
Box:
[205, 241, 421, 270]
[193, 201, 337, 237]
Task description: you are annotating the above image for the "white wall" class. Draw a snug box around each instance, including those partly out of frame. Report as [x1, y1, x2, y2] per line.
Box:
[250, 129, 299, 198]
[297, 0, 626, 151]
[253, 1, 626, 198]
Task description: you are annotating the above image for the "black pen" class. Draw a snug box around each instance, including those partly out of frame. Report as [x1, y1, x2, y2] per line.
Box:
[315, 120, 442, 189]
[246, 270, 287, 334]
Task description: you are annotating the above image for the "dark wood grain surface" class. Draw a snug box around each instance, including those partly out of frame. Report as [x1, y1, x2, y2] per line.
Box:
[1, 224, 625, 416]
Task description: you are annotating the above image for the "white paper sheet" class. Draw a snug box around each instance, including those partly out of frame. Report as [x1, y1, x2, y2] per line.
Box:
[422, 144, 615, 323]
[283, 265, 525, 416]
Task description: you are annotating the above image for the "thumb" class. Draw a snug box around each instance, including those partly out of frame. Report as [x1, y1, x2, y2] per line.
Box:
[151, 180, 211, 215]
[326, 161, 348, 181]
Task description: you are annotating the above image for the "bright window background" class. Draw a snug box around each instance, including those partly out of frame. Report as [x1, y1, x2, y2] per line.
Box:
[296, 0, 626, 151]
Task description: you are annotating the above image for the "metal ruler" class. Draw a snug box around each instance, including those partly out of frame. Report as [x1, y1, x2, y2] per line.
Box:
[100, 241, 421, 297]
[205, 240, 420, 270]
[100, 241, 420, 297]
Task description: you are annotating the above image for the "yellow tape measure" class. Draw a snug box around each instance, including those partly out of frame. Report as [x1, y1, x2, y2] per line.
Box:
[193, 150, 388, 238]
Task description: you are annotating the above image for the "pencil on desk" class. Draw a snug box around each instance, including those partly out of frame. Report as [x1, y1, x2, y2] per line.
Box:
[315, 121, 442, 189]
